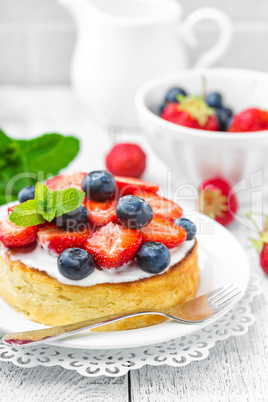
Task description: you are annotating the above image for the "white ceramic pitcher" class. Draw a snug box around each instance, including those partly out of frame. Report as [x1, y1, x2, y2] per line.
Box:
[60, 0, 232, 127]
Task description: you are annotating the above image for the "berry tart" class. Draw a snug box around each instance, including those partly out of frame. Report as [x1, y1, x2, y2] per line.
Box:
[0, 171, 199, 331]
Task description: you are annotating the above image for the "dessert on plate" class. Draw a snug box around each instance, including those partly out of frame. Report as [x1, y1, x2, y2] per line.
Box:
[0, 171, 199, 331]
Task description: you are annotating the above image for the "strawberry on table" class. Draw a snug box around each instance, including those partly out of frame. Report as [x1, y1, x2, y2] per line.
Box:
[106, 143, 146, 178]
[0, 218, 38, 248]
[140, 216, 187, 249]
[83, 199, 117, 228]
[84, 222, 142, 269]
[198, 176, 238, 227]
[260, 244, 268, 275]
[161, 95, 219, 131]
[249, 214, 268, 276]
[46, 172, 86, 192]
[38, 224, 91, 255]
[133, 190, 182, 221]
[115, 176, 159, 197]
[228, 108, 268, 132]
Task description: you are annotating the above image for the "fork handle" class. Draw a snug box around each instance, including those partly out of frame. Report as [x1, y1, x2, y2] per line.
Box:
[2, 310, 167, 347]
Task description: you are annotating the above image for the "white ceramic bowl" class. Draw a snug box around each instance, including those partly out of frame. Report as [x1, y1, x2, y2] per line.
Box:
[135, 68, 268, 187]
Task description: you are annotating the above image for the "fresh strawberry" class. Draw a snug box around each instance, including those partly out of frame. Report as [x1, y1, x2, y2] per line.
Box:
[83, 199, 117, 228]
[133, 190, 182, 220]
[46, 172, 86, 192]
[248, 214, 268, 276]
[228, 108, 268, 132]
[161, 96, 219, 131]
[0, 218, 38, 248]
[106, 143, 146, 178]
[198, 177, 238, 227]
[140, 216, 187, 249]
[84, 222, 142, 269]
[38, 224, 91, 254]
[115, 176, 159, 197]
[260, 244, 268, 275]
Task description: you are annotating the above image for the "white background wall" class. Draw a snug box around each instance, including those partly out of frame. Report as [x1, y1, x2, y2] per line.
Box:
[0, 0, 267, 84]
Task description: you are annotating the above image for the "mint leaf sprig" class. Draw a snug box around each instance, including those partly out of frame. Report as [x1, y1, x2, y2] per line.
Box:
[9, 182, 85, 227]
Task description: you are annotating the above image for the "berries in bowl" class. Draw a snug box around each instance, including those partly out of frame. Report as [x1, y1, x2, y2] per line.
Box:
[160, 86, 233, 132]
[160, 86, 268, 133]
[0, 171, 199, 331]
[135, 68, 268, 189]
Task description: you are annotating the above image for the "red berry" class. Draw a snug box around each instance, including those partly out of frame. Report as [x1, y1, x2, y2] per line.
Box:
[106, 143, 146, 178]
[140, 216, 187, 249]
[38, 224, 91, 254]
[133, 190, 182, 221]
[228, 108, 268, 132]
[199, 176, 238, 227]
[260, 244, 268, 275]
[161, 101, 219, 131]
[115, 176, 159, 197]
[83, 199, 117, 228]
[84, 222, 142, 269]
[0, 218, 38, 248]
[46, 172, 86, 192]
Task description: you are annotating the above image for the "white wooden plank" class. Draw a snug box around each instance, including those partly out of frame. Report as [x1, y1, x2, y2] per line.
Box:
[130, 306, 268, 402]
[0, 362, 129, 402]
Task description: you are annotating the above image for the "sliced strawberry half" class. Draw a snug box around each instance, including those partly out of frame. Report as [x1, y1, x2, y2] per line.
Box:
[38, 224, 91, 254]
[133, 190, 182, 220]
[84, 222, 142, 269]
[46, 172, 87, 192]
[115, 176, 159, 197]
[140, 216, 187, 249]
[198, 176, 238, 227]
[0, 218, 38, 248]
[83, 199, 117, 228]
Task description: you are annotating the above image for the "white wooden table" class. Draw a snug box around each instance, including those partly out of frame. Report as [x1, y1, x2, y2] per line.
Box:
[0, 86, 267, 402]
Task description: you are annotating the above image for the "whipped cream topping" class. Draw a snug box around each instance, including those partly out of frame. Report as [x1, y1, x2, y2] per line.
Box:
[1, 240, 195, 287]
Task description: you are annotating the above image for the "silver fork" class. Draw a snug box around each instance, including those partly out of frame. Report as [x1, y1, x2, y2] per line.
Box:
[2, 284, 243, 347]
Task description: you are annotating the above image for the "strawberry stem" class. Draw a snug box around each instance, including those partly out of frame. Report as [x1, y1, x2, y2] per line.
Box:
[201, 76, 207, 100]
[242, 212, 261, 232]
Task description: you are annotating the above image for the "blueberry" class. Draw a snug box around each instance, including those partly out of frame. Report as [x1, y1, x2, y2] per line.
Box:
[214, 107, 230, 131]
[174, 218, 196, 241]
[137, 242, 171, 274]
[164, 87, 187, 103]
[222, 106, 233, 119]
[205, 92, 222, 108]
[82, 170, 116, 201]
[159, 103, 166, 115]
[57, 248, 95, 280]
[18, 185, 35, 203]
[55, 205, 89, 232]
[116, 195, 153, 229]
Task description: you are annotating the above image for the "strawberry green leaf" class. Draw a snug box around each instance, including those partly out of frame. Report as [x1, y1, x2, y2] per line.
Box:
[9, 199, 45, 227]
[250, 238, 264, 254]
[53, 187, 85, 217]
[259, 232, 268, 243]
[176, 95, 215, 127]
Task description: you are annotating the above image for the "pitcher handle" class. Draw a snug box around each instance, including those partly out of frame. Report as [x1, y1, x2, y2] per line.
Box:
[181, 8, 232, 68]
